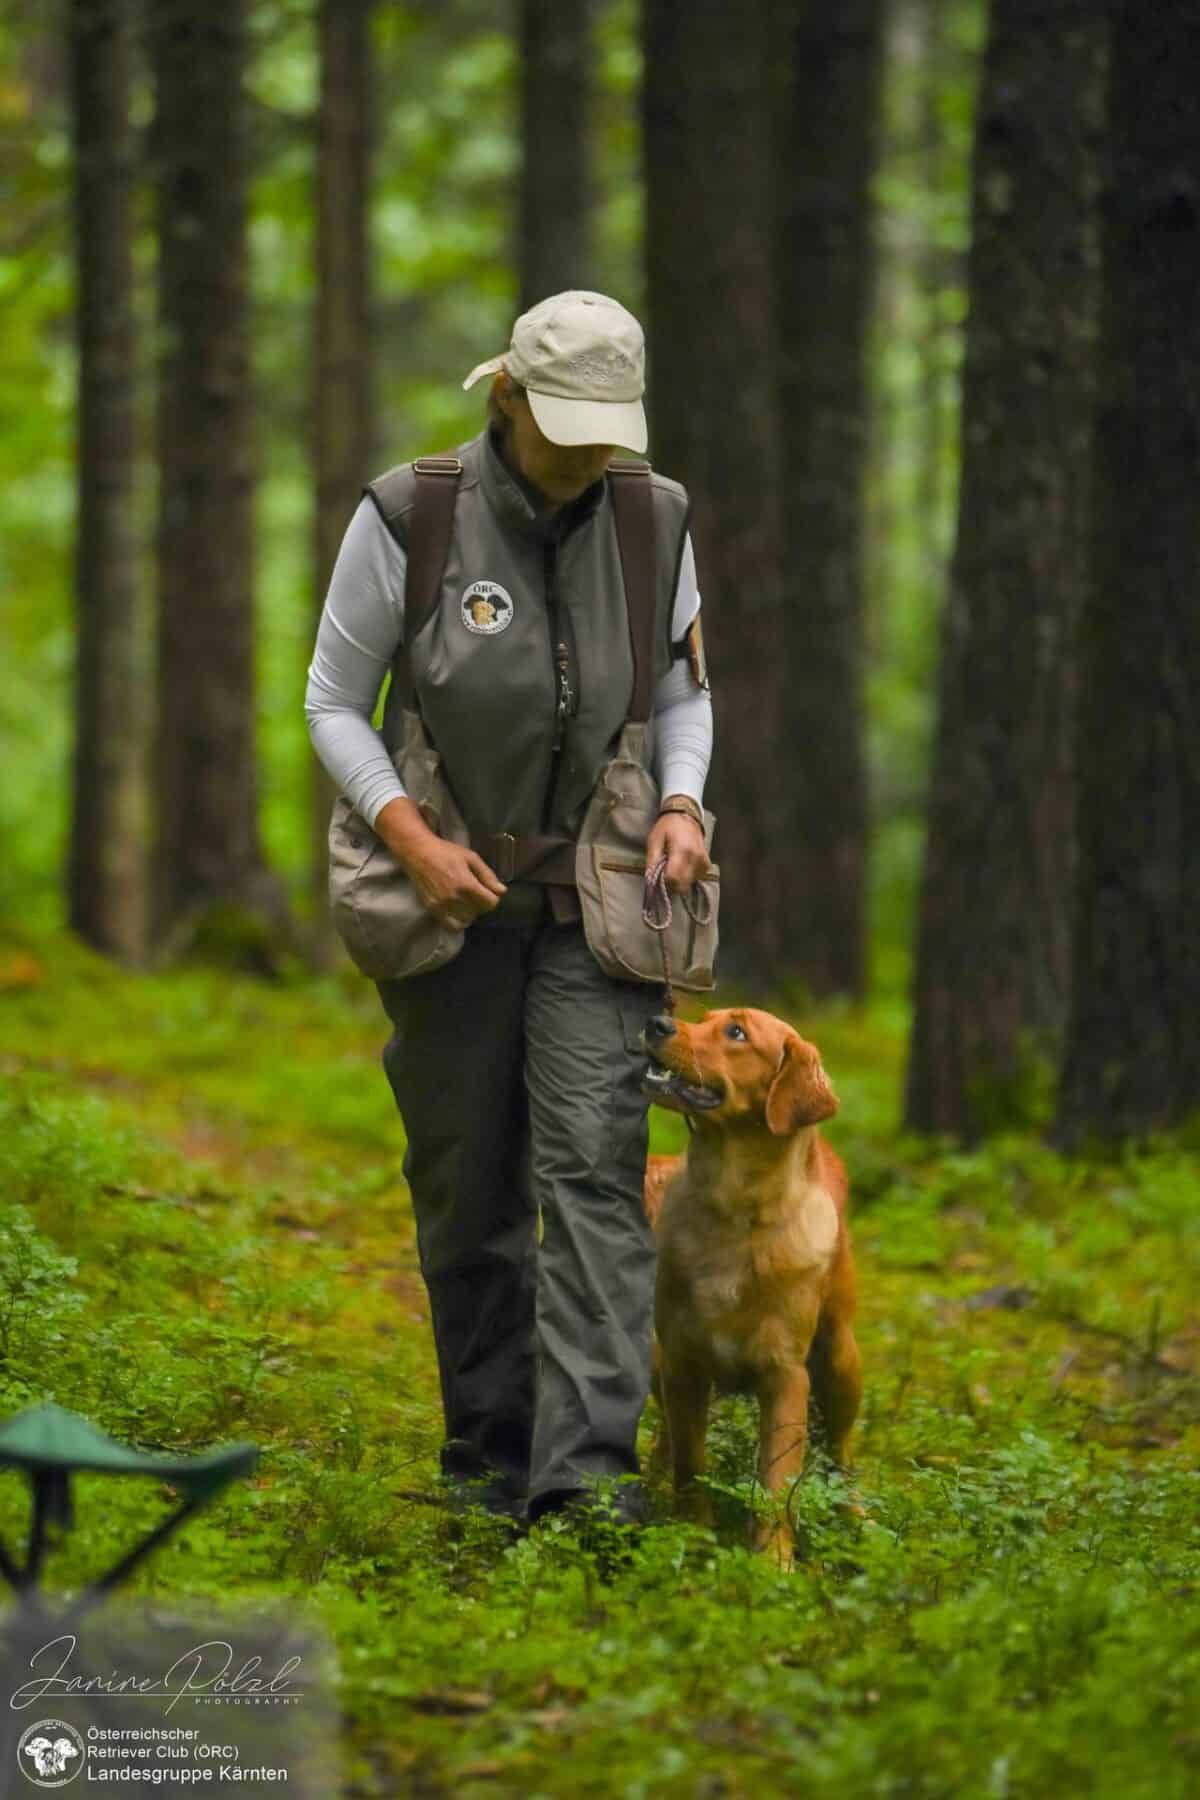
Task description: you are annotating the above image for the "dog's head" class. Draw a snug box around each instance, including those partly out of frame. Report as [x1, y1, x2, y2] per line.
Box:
[640, 1006, 838, 1135]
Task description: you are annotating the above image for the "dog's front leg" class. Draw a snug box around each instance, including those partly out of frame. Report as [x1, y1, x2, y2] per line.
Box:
[807, 1312, 862, 1469]
[660, 1352, 714, 1528]
[754, 1367, 811, 1571]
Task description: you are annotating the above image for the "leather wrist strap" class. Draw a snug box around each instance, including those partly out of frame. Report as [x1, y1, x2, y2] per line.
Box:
[658, 798, 704, 827]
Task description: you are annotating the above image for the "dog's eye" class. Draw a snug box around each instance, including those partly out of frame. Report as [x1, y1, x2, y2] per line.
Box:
[725, 1022, 747, 1041]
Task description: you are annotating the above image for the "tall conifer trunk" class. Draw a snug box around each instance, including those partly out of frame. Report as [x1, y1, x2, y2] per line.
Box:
[149, 0, 281, 948]
[904, 0, 1106, 1137]
[518, 0, 592, 310]
[1056, 0, 1200, 1143]
[642, 0, 786, 983]
[68, 0, 147, 960]
[772, 0, 884, 999]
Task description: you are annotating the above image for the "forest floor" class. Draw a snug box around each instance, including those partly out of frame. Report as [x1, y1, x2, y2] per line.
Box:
[0, 919, 1197, 1798]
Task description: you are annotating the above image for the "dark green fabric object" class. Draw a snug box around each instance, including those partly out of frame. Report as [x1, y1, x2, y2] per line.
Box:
[0, 1404, 258, 1564]
[0, 1404, 257, 1501]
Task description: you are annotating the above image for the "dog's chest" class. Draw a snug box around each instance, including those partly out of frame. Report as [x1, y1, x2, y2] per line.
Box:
[682, 1187, 839, 1345]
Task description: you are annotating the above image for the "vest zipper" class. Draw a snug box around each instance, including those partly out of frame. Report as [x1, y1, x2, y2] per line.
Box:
[541, 538, 576, 829]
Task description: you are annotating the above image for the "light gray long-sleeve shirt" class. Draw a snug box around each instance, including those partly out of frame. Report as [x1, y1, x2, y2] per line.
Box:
[305, 495, 713, 828]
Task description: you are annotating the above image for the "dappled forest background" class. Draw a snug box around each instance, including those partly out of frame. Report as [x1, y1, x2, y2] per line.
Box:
[2, 9, 1199, 1789]
[0, 0, 973, 929]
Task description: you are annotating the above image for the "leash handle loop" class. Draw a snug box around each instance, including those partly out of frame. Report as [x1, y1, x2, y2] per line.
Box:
[642, 854, 679, 1012]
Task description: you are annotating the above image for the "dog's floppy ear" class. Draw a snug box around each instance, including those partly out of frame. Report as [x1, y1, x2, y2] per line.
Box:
[765, 1033, 838, 1135]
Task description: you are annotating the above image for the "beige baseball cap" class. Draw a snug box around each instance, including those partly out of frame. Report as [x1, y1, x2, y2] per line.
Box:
[462, 289, 648, 454]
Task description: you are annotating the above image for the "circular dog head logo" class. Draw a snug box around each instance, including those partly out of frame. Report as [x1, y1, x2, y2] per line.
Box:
[461, 580, 514, 636]
[18, 1720, 83, 1787]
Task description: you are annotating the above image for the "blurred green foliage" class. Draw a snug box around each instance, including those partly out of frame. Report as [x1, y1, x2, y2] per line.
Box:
[866, 0, 985, 966]
[0, 915, 1196, 1794]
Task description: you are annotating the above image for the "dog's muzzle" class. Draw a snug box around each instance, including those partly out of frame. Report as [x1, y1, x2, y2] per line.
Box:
[638, 1030, 724, 1111]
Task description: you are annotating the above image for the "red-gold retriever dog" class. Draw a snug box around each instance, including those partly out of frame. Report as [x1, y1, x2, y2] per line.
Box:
[640, 1007, 862, 1570]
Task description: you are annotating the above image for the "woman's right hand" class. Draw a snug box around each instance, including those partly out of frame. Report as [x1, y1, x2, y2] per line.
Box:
[373, 797, 506, 927]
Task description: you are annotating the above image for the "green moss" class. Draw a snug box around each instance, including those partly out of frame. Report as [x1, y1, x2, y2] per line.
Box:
[0, 921, 1197, 1795]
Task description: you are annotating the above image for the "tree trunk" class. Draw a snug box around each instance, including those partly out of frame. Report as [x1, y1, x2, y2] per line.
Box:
[771, 0, 885, 1000]
[1055, 0, 1200, 1145]
[904, 0, 1106, 1138]
[310, 0, 373, 966]
[518, 0, 592, 311]
[642, 0, 786, 986]
[914, 0, 959, 592]
[67, 0, 148, 961]
[148, 0, 284, 954]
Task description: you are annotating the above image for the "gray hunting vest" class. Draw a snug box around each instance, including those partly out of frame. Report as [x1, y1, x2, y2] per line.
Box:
[363, 427, 689, 920]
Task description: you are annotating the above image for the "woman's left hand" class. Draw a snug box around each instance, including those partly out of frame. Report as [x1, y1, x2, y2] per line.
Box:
[645, 806, 711, 896]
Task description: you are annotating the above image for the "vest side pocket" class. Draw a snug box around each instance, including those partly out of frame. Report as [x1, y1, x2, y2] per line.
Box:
[590, 852, 720, 991]
[574, 723, 720, 991]
[329, 799, 463, 982]
[327, 707, 470, 982]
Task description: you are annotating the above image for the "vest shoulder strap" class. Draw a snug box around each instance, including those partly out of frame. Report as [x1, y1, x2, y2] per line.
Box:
[374, 455, 461, 748]
[608, 459, 656, 724]
[406, 456, 463, 642]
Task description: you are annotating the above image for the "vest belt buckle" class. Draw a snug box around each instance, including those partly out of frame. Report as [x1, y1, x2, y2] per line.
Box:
[413, 456, 464, 476]
[492, 833, 517, 882]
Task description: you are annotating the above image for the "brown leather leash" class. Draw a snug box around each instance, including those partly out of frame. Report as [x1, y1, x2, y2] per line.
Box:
[642, 855, 714, 1014]
[643, 856, 713, 1138]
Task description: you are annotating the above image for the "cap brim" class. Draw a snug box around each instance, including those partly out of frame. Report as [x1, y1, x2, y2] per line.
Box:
[462, 355, 507, 391]
[527, 388, 648, 455]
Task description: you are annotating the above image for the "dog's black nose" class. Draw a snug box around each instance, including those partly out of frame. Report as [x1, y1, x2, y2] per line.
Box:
[646, 1013, 676, 1041]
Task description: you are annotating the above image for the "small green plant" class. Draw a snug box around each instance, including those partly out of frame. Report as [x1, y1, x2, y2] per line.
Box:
[0, 1206, 84, 1364]
[1, 924, 1198, 1795]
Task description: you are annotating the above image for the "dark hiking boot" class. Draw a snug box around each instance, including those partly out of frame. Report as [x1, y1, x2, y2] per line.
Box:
[528, 1479, 649, 1572]
[442, 1473, 529, 1540]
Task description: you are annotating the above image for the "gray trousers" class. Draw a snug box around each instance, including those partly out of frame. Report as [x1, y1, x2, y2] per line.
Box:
[376, 910, 665, 1522]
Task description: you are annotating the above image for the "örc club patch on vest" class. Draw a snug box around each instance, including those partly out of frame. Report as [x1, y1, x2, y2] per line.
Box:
[461, 580, 514, 635]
